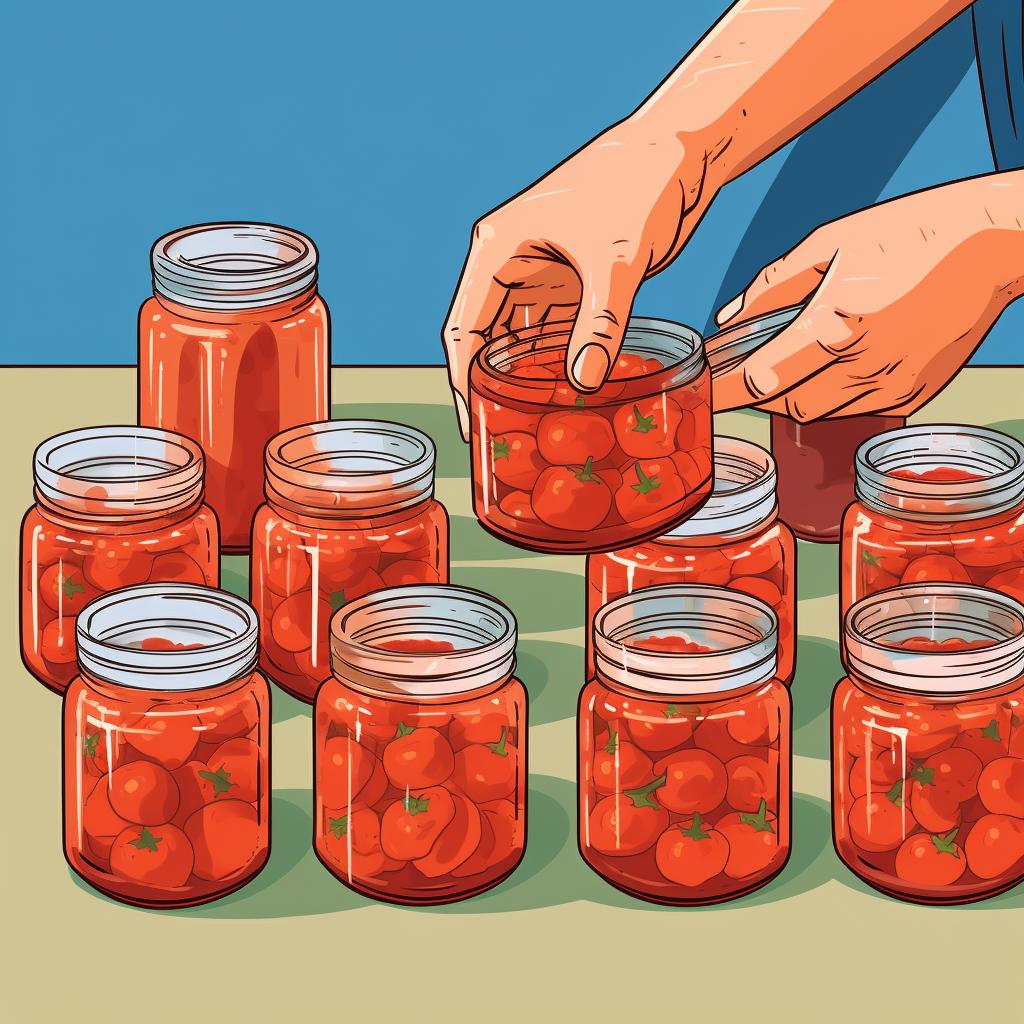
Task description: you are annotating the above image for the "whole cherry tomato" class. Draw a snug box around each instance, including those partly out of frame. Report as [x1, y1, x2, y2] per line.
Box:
[903, 706, 960, 758]
[901, 555, 970, 586]
[383, 724, 455, 788]
[270, 591, 329, 654]
[977, 756, 1024, 816]
[726, 699, 781, 746]
[848, 749, 903, 799]
[83, 781, 132, 858]
[475, 398, 541, 438]
[261, 546, 312, 597]
[124, 703, 201, 769]
[894, 829, 966, 887]
[414, 794, 483, 877]
[537, 411, 615, 465]
[847, 789, 916, 852]
[654, 814, 730, 887]
[199, 695, 259, 744]
[955, 716, 1010, 763]
[39, 561, 97, 613]
[626, 701, 695, 752]
[109, 824, 194, 887]
[449, 709, 510, 749]
[727, 754, 777, 813]
[108, 761, 180, 825]
[150, 552, 208, 585]
[587, 785, 669, 857]
[184, 799, 261, 881]
[614, 459, 686, 524]
[491, 432, 546, 488]
[380, 787, 456, 860]
[451, 807, 497, 878]
[451, 727, 517, 802]
[592, 723, 654, 795]
[964, 813, 1024, 879]
[716, 800, 781, 879]
[655, 749, 727, 815]
[172, 761, 218, 823]
[84, 543, 152, 590]
[531, 459, 612, 531]
[985, 564, 1024, 604]
[612, 396, 682, 459]
[41, 617, 77, 664]
[205, 737, 260, 803]
[498, 489, 541, 528]
[694, 717, 757, 764]
[322, 806, 403, 877]
[380, 561, 438, 588]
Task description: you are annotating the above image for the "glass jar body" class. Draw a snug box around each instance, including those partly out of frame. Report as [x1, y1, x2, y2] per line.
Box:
[252, 498, 449, 702]
[63, 669, 270, 907]
[138, 291, 329, 551]
[578, 675, 791, 904]
[586, 519, 796, 681]
[21, 503, 219, 694]
[831, 673, 1024, 904]
[314, 674, 527, 904]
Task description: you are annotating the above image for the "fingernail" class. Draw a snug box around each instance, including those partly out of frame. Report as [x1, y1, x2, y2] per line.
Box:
[570, 344, 610, 391]
[454, 392, 470, 441]
[716, 294, 744, 326]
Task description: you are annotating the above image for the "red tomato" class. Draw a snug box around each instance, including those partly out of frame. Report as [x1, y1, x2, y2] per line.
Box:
[451, 727, 518, 802]
[480, 799, 520, 867]
[139, 637, 202, 651]
[614, 459, 686, 524]
[84, 544, 152, 590]
[109, 824, 194, 887]
[985, 565, 1024, 604]
[904, 706, 960, 758]
[848, 791, 916, 852]
[901, 555, 970, 586]
[39, 561, 97, 613]
[83, 781, 132, 858]
[894, 829, 966, 887]
[414, 794, 483, 877]
[694, 717, 757, 764]
[261, 547, 312, 597]
[955, 717, 1010, 763]
[909, 776, 961, 833]
[716, 801, 781, 879]
[609, 352, 652, 379]
[476, 399, 542, 437]
[124, 703, 201, 769]
[729, 575, 784, 612]
[498, 490, 540, 528]
[491, 431, 546, 488]
[977, 756, 1024, 816]
[172, 761, 216, 821]
[631, 634, 711, 653]
[848, 750, 904, 799]
[380, 561, 438, 588]
[726, 754, 776, 813]
[184, 799, 262, 880]
[656, 750, 727, 815]
[382, 725, 455, 788]
[380, 787, 456, 860]
[205, 737, 259, 803]
[269, 591, 326, 654]
[964, 813, 1024, 879]
[587, 792, 669, 857]
[150, 552, 208, 584]
[323, 806, 404, 876]
[451, 806, 497, 878]
[726, 700, 781, 746]
[449, 709, 509, 749]
[41, 617, 77, 664]
[531, 460, 612, 531]
[81, 726, 118, 777]
[537, 411, 615, 465]
[612, 396, 682, 459]
[592, 723, 654, 795]
[655, 815, 730, 886]
[199, 695, 259, 744]
[108, 761, 179, 825]
[626, 701, 695, 752]
[319, 736, 376, 807]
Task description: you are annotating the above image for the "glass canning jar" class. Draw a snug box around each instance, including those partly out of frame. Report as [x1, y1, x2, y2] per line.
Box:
[315, 585, 526, 904]
[469, 318, 712, 553]
[579, 584, 792, 905]
[64, 585, 270, 908]
[21, 426, 219, 694]
[139, 222, 329, 551]
[586, 436, 795, 682]
[251, 420, 449, 703]
[833, 584, 1024, 904]
[841, 424, 1024, 618]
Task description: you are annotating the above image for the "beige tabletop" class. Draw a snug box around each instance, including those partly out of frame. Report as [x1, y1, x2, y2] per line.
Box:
[2, 366, 1022, 1022]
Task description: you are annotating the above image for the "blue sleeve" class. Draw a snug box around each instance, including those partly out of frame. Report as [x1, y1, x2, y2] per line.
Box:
[973, 0, 1024, 170]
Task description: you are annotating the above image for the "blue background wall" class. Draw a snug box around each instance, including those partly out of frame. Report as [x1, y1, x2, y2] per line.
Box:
[3, 0, 1020, 365]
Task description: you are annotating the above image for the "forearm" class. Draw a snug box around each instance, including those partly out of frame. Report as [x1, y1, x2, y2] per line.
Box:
[964, 170, 1024, 307]
[629, 0, 972, 189]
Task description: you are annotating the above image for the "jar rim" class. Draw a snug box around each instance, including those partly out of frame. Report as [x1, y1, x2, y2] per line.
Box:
[265, 419, 436, 518]
[151, 222, 318, 311]
[34, 425, 205, 521]
[843, 583, 1024, 694]
[592, 584, 778, 694]
[76, 584, 259, 691]
[329, 585, 517, 696]
[855, 424, 1024, 521]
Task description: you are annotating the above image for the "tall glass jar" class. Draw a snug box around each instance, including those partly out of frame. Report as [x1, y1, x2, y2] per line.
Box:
[586, 437, 795, 682]
[841, 424, 1024, 617]
[833, 584, 1024, 904]
[139, 222, 329, 551]
[21, 426, 219, 694]
[579, 585, 792, 905]
[64, 584, 270, 908]
[252, 420, 449, 703]
[315, 585, 526, 904]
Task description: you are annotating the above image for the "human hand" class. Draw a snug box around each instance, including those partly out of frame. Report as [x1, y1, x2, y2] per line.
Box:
[442, 121, 720, 438]
[709, 172, 1024, 420]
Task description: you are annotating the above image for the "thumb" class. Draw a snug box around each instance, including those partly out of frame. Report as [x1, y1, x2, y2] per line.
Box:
[566, 258, 642, 392]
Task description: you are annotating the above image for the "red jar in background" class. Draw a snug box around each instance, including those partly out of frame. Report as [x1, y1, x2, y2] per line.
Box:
[139, 223, 329, 552]
[64, 585, 270, 908]
[469, 318, 712, 553]
[833, 584, 1024, 904]
[21, 426, 218, 694]
[251, 420, 449, 703]
[579, 584, 791, 905]
[586, 437, 795, 682]
[315, 585, 526, 904]
[841, 424, 1024, 618]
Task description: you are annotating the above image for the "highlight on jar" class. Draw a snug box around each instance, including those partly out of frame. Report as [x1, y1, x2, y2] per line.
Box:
[586, 436, 796, 682]
[139, 222, 330, 552]
[251, 419, 449, 703]
[468, 317, 713, 553]
[841, 423, 1024, 618]
[314, 585, 526, 905]
[64, 584, 270, 909]
[579, 584, 792, 905]
[832, 584, 1024, 905]
[21, 426, 219, 695]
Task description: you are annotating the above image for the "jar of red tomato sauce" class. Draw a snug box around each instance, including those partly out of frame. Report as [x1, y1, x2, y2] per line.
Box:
[139, 222, 329, 552]
[252, 420, 449, 703]
[315, 585, 526, 904]
[469, 318, 712, 553]
[833, 584, 1024, 904]
[586, 436, 795, 682]
[64, 584, 270, 908]
[579, 584, 792, 905]
[841, 424, 1024, 618]
[21, 426, 219, 695]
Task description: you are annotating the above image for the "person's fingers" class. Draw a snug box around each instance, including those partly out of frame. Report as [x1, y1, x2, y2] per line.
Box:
[753, 364, 881, 421]
[711, 303, 863, 411]
[714, 233, 835, 328]
[566, 258, 643, 391]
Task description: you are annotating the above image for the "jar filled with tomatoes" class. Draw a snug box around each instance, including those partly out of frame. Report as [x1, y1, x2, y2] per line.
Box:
[841, 424, 1024, 618]
[21, 426, 219, 694]
[833, 584, 1024, 904]
[139, 222, 329, 552]
[64, 584, 270, 908]
[315, 585, 526, 904]
[252, 420, 449, 702]
[580, 584, 791, 904]
[469, 318, 712, 553]
[586, 436, 795, 682]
